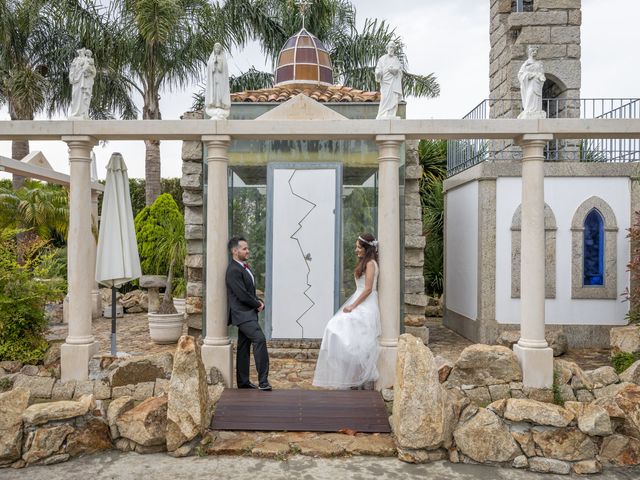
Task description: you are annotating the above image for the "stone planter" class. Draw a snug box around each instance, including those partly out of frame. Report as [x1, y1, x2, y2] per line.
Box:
[148, 312, 184, 344]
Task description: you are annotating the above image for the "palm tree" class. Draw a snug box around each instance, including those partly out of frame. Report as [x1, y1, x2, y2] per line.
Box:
[0, 0, 137, 189]
[99, 1, 220, 205]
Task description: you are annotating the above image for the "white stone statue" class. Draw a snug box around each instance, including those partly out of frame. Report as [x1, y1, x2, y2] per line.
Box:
[375, 43, 403, 120]
[205, 43, 231, 120]
[518, 46, 547, 119]
[68, 48, 96, 120]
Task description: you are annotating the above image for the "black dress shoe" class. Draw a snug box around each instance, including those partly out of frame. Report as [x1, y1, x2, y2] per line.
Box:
[238, 382, 258, 389]
[258, 383, 273, 391]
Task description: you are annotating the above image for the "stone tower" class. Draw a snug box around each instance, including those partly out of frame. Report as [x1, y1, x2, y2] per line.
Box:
[489, 0, 581, 119]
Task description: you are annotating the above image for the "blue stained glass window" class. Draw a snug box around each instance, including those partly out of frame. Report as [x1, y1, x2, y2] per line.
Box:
[583, 209, 604, 286]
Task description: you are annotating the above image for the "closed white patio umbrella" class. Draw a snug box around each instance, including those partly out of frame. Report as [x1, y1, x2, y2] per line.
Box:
[95, 153, 141, 355]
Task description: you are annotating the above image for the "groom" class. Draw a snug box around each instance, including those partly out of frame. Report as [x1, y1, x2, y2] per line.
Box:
[226, 236, 272, 390]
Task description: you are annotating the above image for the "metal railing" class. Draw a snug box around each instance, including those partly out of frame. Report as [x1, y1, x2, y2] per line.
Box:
[447, 98, 640, 176]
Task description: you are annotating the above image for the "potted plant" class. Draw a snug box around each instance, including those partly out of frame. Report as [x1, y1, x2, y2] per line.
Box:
[135, 194, 186, 344]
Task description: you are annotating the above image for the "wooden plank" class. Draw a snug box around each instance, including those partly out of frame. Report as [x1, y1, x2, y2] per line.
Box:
[211, 388, 391, 433]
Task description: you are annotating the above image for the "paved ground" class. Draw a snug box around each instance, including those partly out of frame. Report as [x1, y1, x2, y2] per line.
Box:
[2, 452, 639, 480]
[46, 313, 613, 389]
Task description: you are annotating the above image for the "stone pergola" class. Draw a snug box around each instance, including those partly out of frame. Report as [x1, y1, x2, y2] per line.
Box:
[2, 118, 639, 389]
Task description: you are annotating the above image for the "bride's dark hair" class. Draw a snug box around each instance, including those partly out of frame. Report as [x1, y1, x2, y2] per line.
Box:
[354, 233, 379, 278]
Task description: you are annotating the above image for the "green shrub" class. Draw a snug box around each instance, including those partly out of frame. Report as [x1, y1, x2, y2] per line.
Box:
[0, 231, 64, 363]
[612, 351, 639, 374]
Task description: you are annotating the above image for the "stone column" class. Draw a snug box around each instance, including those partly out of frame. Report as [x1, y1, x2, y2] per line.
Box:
[61, 136, 99, 382]
[375, 135, 404, 390]
[201, 135, 233, 387]
[513, 134, 554, 388]
[90, 189, 102, 319]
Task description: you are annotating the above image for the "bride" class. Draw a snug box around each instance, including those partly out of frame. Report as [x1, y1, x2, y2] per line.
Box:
[313, 233, 381, 389]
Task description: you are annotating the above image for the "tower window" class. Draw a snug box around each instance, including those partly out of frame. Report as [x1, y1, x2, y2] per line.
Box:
[512, 0, 534, 12]
[583, 209, 605, 286]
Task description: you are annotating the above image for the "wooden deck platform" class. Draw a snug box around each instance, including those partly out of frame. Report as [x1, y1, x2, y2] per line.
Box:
[211, 389, 391, 433]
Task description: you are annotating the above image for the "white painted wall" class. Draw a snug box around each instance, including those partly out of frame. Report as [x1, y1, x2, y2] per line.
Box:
[495, 177, 630, 326]
[445, 181, 479, 320]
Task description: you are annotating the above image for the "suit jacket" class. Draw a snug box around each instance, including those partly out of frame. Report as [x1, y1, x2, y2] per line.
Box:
[226, 260, 262, 326]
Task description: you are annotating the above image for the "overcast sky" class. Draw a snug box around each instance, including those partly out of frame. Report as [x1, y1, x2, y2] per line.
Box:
[1, 0, 638, 180]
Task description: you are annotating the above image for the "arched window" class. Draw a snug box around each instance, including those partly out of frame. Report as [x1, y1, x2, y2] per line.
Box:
[571, 197, 618, 299]
[583, 209, 605, 286]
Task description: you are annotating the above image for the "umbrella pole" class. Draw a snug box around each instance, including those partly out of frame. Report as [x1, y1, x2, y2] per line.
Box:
[111, 286, 116, 356]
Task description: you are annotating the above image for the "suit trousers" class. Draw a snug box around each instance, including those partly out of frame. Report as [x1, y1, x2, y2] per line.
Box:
[236, 320, 269, 387]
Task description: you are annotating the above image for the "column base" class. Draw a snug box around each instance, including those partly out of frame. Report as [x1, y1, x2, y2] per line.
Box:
[61, 341, 99, 383]
[201, 343, 233, 388]
[375, 344, 398, 391]
[91, 290, 102, 319]
[513, 343, 554, 388]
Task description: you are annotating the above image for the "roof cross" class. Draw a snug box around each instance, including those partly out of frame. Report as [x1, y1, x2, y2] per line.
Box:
[295, 0, 313, 29]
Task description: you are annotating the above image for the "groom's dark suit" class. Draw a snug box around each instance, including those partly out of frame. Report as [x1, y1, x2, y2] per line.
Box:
[226, 260, 269, 388]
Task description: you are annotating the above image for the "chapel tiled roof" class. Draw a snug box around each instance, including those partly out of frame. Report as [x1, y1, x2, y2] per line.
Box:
[230, 85, 380, 103]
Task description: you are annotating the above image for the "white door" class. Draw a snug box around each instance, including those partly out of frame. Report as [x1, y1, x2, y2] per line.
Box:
[267, 165, 341, 339]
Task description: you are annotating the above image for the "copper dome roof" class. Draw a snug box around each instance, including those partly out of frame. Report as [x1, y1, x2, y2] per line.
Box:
[274, 28, 333, 87]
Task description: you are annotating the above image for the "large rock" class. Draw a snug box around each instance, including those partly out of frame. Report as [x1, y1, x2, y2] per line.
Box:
[610, 326, 640, 355]
[528, 457, 571, 475]
[600, 434, 640, 466]
[65, 418, 112, 456]
[107, 396, 135, 439]
[503, 399, 574, 427]
[589, 366, 619, 387]
[22, 425, 75, 464]
[166, 336, 211, 452]
[0, 388, 29, 465]
[532, 427, 597, 461]
[12, 373, 55, 400]
[453, 408, 521, 463]
[619, 360, 640, 385]
[121, 289, 148, 313]
[447, 345, 522, 387]
[392, 334, 457, 450]
[108, 353, 173, 387]
[614, 384, 640, 438]
[578, 403, 613, 436]
[22, 395, 94, 425]
[554, 359, 593, 391]
[497, 331, 567, 357]
[116, 396, 168, 447]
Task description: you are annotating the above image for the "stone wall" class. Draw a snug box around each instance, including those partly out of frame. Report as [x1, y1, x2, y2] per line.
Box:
[389, 334, 640, 474]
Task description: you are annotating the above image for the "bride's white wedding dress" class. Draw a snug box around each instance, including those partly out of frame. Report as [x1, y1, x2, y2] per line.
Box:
[313, 261, 381, 388]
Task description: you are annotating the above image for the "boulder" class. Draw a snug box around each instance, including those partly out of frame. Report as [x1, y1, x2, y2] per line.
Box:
[392, 334, 457, 450]
[528, 457, 571, 475]
[116, 396, 168, 447]
[22, 395, 94, 426]
[107, 396, 135, 439]
[610, 325, 640, 355]
[614, 384, 640, 438]
[503, 399, 574, 427]
[600, 434, 640, 466]
[589, 366, 619, 387]
[619, 360, 640, 385]
[108, 352, 173, 387]
[553, 360, 573, 385]
[0, 361, 22, 373]
[572, 459, 602, 475]
[532, 427, 597, 461]
[121, 289, 148, 313]
[0, 388, 29, 465]
[495, 331, 520, 349]
[546, 331, 568, 357]
[447, 345, 522, 387]
[22, 425, 75, 464]
[12, 373, 55, 400]
[577, 403, 613, 436]
[594, 382, 635, 399]
[166, 336, 211, 452]
[553, 359, 593, 391]
[51, 381, 75, 401]
[65, 418, 112, 456]
[453, 408, 521, 463]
